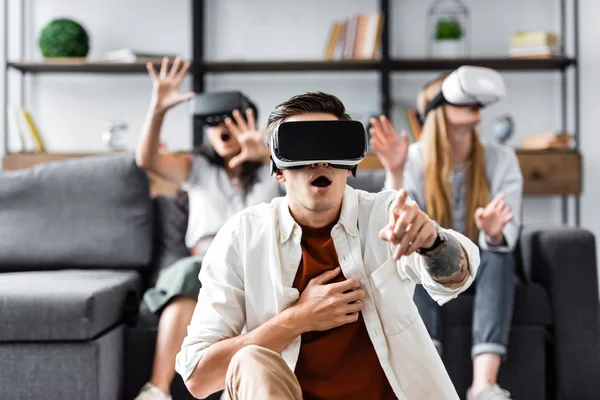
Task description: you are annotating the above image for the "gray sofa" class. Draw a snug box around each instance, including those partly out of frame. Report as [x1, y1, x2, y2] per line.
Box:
[0, 153, 599, 400]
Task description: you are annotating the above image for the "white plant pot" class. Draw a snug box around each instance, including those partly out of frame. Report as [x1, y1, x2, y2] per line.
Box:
[433, 39, 464, 58]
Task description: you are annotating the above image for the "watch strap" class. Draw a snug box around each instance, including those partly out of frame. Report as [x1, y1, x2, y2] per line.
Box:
[418, 221, 448, 255]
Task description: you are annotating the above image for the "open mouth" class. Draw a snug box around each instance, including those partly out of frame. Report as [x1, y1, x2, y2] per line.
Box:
[221, 132, 231, 142]
[311, 176, 332, 188]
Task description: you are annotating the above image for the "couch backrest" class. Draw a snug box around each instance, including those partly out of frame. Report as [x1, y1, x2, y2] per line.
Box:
[347, 169, 387, 193]
[0, 154, 154, 272]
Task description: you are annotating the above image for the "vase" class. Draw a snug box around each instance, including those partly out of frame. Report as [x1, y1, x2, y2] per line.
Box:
[428, 0, 470, 58]
[433, 39, 465, 58]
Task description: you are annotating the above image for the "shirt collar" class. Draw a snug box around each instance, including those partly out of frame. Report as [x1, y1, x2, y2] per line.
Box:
[277, 185, 359, 243]
[338, 185, 359, 237]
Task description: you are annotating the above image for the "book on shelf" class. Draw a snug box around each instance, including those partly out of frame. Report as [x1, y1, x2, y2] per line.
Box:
[324, 12, 383, 61]
[103, 48, 178, 63]
[509, 31, 562, 59]
[6, 104, 45, 152]
[394, 105, 422, 143]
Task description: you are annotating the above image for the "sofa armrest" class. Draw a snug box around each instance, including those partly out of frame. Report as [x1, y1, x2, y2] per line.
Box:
[521, 227, 600, 400]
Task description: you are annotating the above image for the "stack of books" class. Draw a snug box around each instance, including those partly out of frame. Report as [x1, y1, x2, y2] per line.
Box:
[324, 13, 384, 60]
[509, 31, 562, 59]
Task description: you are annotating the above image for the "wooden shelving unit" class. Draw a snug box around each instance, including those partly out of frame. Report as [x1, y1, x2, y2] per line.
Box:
[2, 0, 582, 224]
[2, 149, 581, 197]
[360, 150, 582, 196]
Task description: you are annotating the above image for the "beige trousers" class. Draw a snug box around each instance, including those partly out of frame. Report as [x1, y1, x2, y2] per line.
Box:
[225, 345, 303, 400]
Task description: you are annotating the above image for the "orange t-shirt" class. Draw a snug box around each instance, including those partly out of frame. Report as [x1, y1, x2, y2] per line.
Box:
[292, 222, 396, 400]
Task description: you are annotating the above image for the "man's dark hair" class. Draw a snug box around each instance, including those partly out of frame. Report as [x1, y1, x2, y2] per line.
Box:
[266, 92, 351, 145]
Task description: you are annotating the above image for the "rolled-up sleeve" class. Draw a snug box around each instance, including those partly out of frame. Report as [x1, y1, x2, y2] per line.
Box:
[378, 192, 480, 305]
[478, 147, 523, 253]
[175, 222, 246, 382]
[401, 229, 480, 306]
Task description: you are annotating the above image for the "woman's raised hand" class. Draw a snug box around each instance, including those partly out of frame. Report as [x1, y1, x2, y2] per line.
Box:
[369, 115, 410, 173]
[147, 56, 195, 114]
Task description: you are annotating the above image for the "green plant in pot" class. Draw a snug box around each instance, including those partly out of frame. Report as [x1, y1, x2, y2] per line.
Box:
[436, 19, 463, 40]
[38, 18, 90, 60]
[433, 18, 464, 58]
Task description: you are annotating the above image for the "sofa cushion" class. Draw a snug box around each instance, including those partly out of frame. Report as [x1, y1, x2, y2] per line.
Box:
[0, 269, 141, 341]
[0, 154, 154, 271]
[152, 193, 191, 277]
[0, 325, 124, 400]
[442, 283, 553, 327]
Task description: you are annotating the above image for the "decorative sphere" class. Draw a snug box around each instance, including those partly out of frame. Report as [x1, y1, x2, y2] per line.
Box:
[38, 18, 90, 58]
[491, 115, 514, 143]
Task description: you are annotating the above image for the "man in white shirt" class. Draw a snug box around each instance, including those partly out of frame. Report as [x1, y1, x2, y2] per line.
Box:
[175, 91, 480, 400]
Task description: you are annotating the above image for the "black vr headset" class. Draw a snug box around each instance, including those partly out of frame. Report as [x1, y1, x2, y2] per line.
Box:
[270, 120, 368, 177]
[419, 66, 507, 125]
[190, 91, 258, 126]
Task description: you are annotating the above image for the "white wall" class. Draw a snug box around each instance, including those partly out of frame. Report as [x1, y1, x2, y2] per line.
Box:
[1, 0, 599, 283]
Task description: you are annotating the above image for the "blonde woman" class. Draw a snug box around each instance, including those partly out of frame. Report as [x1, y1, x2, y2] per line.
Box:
[370, 71, 523, 400]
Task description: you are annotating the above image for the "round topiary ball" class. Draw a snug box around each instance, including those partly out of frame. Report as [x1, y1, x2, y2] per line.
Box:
[38, 18, 90, 58]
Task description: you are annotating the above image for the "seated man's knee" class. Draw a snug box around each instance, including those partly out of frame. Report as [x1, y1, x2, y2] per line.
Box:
[226, 345, 282, 386]
[229, 345, 275, 370]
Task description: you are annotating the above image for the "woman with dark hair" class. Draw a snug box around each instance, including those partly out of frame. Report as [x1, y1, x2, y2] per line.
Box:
[133, 57, 281, 400]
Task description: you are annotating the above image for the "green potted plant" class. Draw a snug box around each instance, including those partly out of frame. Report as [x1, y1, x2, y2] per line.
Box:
[38, 18, 90, 61]
[427, 0, 469, 58]
[433, 18, 464, 58]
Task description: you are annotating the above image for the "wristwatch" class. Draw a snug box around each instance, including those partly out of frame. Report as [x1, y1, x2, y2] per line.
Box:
[417, 221, 448, 255]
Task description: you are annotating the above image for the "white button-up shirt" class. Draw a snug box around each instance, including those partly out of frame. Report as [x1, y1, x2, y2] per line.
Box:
[176, 185, 480, 400]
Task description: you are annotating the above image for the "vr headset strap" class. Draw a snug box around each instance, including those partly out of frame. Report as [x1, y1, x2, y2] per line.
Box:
[420, 91, 446, 126]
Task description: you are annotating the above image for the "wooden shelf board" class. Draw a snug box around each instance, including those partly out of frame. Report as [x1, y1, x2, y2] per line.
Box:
[7, 57, 576, 74]
[359, 149, 581, 195]
[6, 59, 185, 74]
[202, 60, 381, 72]
[359, 148, 580, 168]
[391, 57, 576, 71]
[2, 149, 581, 196]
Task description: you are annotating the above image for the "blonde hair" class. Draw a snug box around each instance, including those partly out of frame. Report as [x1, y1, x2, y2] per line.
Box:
[417, 76, 490, 242]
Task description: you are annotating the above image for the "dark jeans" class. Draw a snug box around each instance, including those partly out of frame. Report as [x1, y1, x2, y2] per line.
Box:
[414, 250, 516, 359]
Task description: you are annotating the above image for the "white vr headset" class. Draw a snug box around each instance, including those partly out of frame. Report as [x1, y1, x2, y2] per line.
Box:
[420, 66, 507, 123]
[270, 120, 368, 177]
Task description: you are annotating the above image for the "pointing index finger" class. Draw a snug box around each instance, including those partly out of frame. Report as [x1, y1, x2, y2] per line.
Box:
[395, 189, 408, 209]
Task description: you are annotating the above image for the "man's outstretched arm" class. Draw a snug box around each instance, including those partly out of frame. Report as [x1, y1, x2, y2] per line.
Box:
[419, 231, 471, 288]
[379, 189, 472, 289]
